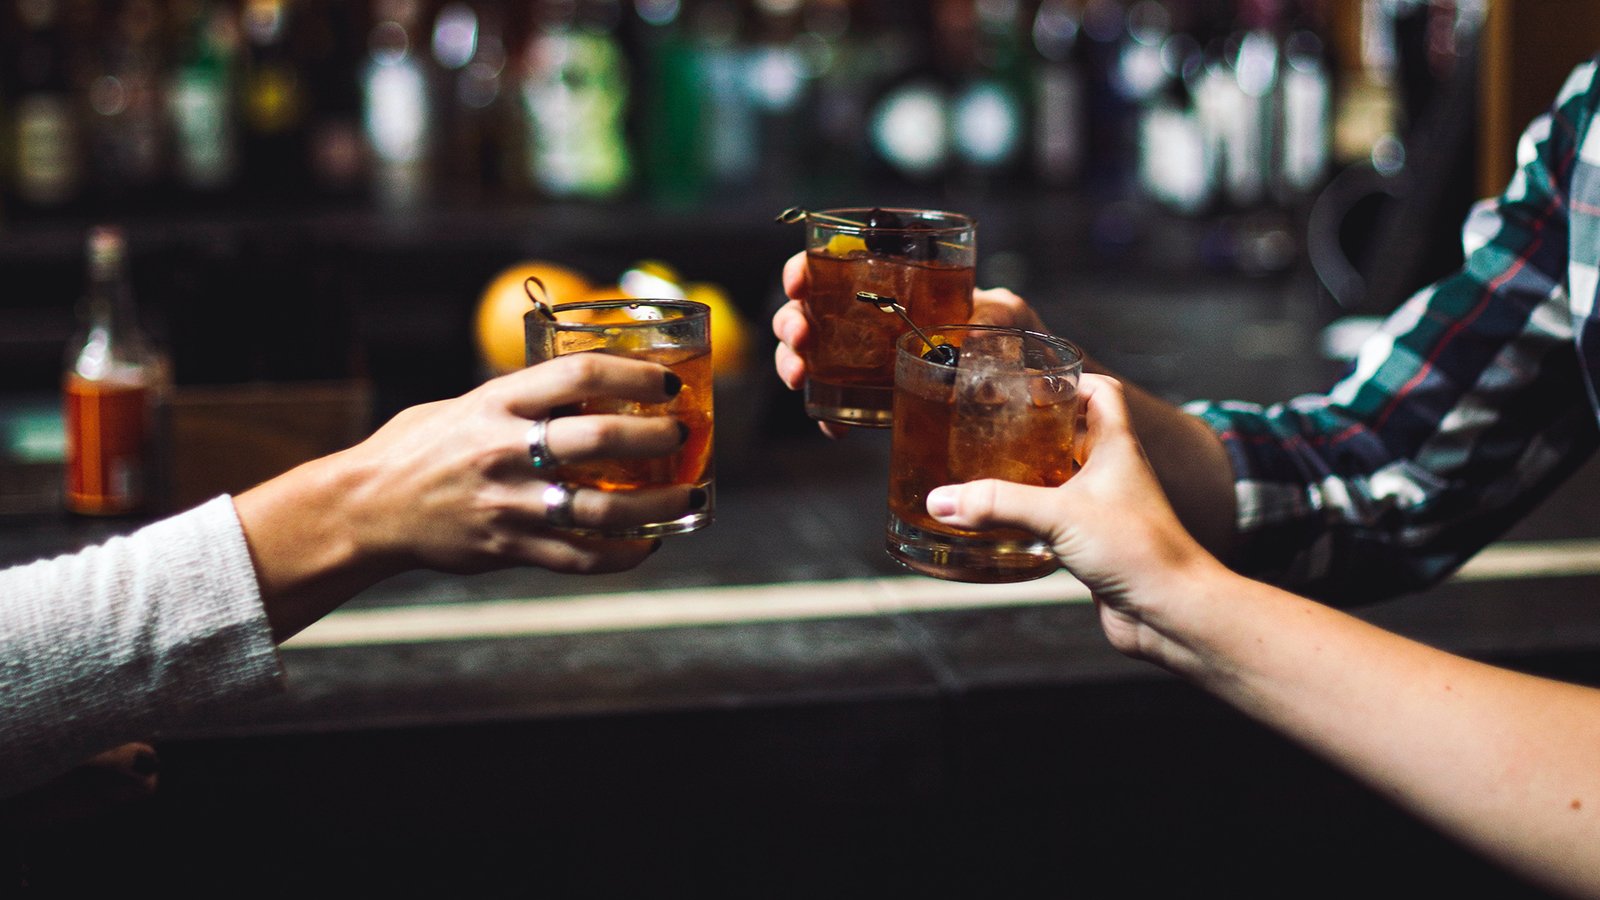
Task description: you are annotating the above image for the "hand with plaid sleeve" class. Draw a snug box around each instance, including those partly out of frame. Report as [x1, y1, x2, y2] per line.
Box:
[771, 55, 1600, 601]
[916, 56, 1600, 897]
[1182, 55, 1600, 602]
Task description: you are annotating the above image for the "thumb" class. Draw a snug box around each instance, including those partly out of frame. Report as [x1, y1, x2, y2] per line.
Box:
[927, 478, 1066, 542]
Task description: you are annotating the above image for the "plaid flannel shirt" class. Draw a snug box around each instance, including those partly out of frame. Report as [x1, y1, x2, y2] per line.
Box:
[1187, 55, 1600, 604]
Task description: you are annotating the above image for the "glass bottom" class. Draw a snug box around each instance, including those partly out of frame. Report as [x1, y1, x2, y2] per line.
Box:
[885, 513, 1058, 584]
[567, 481, 714, 539]
[805, 380, 893, 428]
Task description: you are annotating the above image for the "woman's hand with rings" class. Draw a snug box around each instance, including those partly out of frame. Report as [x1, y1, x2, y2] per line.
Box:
[234, 352, 697, 636]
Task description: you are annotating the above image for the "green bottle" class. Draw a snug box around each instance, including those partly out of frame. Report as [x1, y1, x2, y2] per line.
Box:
[518, 0, 632, 200]
[170, 0, 239, 193]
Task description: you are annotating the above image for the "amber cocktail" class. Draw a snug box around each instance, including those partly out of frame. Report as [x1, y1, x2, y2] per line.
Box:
[799, 207, 975, 426]
[886, 325, 1082, 583]
[524, 298, 713, 538]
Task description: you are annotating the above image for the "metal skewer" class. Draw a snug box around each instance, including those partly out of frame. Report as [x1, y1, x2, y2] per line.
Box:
[774, 207, 866, 228]
[775, 207, 968, 253]
[855, 291, 957, 365]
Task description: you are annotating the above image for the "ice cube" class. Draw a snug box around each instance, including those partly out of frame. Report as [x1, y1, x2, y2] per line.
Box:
[1029, 372, 1078, 408]
[954, 332, 1025, 410]
[818, 310, 895, 369]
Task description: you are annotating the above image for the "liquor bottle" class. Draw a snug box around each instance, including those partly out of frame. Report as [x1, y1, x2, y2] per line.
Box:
[5, 0, 84, 213]
[239, 0, 308, 199]
[303, 0, 368, 200]
[949, 0, 1031, 187]
[517, 0, 632, 199]
[801, 0, 868, 196]
[86, 0, 172, 209]
[169, 0, 240, 195]
[1078, 0, 1138, 197]
[1219, 0, 1281, 209]
[747, 0, 810, 196]
[636, 0, 708, 205]
[362, 0, 435, 208]
[689, 0, 757, 191]
[1276, 12, 1331, 201]
[1134, 6, 1215, 215]
[63, 226, 170, 517]
[1030, 0, 1088, 188]
[864, 2, 951, 185]
[432, 0, 512, 199]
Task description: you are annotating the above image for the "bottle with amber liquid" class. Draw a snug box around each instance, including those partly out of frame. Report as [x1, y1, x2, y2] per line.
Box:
[63, 226, 169, 517]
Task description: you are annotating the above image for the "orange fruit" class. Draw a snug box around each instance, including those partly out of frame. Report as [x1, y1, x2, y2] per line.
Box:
[474, 261, 592, 375]
[582, 283, 630, 302]
[686, 282, 751, 376]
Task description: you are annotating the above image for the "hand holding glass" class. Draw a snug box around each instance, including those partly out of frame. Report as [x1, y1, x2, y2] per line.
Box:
[886, 325, 1083, 583]
[524, 298, 714, 538]
[792, 207, 976, 427]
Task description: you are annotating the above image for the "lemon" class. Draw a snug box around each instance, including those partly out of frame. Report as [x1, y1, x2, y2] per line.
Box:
[824, 234, 868, 256]
[573, 259, 750, 376]
[620, 260, 689, 299]
[475, 261, 592, 375]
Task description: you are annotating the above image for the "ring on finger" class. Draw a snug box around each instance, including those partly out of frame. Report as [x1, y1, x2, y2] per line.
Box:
[542, 482, 578, 529]
[526, 418, 559, 469]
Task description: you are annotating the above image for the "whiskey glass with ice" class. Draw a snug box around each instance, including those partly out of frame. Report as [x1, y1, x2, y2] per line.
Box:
[524, 297, 714, 538]
[885, 324, 1083, 583]
[793, 207, 976, 427]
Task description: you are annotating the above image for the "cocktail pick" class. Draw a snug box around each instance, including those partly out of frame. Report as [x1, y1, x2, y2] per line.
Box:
[774, 207, 867, 228]
[778, 207, 966, 256]
[524, 276, 557, 321]
[856, 291, 959, 366]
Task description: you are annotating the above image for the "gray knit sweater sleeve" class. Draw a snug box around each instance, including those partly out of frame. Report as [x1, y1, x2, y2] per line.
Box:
[0, 495, 283, 797]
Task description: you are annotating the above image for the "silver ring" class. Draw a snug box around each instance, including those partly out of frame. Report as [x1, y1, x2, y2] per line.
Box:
[526, 419, 559, 469]
[542, 482, 577, 529]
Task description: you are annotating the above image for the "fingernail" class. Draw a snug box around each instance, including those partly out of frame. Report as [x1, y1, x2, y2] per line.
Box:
[676, 419, 690, 445]
[649, 538, 663, 554]
[926, 488, 956, 518]
[663, 372, 683, 397]
[689, 488, 708, 510]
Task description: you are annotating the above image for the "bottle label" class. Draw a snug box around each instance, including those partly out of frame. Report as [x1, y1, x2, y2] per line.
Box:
[522, 30, 631, 197]
[64, 376, 152, 515]
[364, 62, 428, 163]
[245, 64, 301, 133]
[16, 95, 78, 204]
[953, 80, 1023, 168]
[172, 73, 236, 188]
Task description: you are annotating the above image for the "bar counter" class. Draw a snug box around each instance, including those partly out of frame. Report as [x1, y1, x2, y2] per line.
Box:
[4, 251, 1593, 897]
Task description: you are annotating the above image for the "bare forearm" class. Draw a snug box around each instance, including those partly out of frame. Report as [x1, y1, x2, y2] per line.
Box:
[232, 450, 394, 642]
[1085, 360, 1238, 560]
[1166, 571, 1600, 896]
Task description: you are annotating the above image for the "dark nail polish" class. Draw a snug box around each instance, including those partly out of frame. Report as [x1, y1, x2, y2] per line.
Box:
[663, 372, 683, 397]
[675, 420, 690, 445]
[649, 538, 664, 554]
[689, 488, 708, 510]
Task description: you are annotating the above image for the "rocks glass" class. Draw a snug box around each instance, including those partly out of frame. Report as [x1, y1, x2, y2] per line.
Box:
[525, 298, 714, 538]
[885, 325, 1083, 583]
[799, 208, 975, 427]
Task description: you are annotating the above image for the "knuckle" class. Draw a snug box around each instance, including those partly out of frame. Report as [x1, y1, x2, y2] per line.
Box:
[567, 415, 615, 456]
[562, 353, 608, 390]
